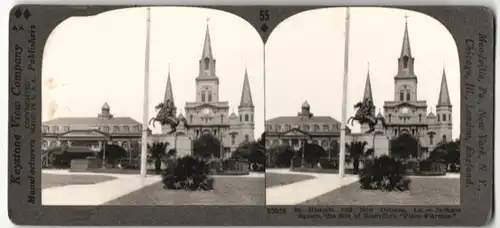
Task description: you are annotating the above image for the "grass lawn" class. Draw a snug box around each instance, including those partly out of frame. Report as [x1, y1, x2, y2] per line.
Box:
[301, 178, 460, 205]
[266, 173, 316, 188]
[42, 173, 117, 190]
[104, 176, 265, 205]
[69, 168, 161, 175]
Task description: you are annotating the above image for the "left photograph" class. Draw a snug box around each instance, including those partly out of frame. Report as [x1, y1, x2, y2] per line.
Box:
[41, 7, 265, 205]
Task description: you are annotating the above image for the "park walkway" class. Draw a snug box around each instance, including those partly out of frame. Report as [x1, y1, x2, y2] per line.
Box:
[265, 169, 461, 205]
[42, 169, 162, 205]
[265, 169, 358, 205]
[42, 169, 265, 205]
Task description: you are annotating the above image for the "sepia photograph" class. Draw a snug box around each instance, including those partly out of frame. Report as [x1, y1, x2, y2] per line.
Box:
[264, 7, 460, 205]
[40, 7, 265, 205]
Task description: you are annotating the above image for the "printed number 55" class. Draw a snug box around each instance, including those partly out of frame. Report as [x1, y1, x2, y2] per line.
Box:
[260, 10, 270, 21]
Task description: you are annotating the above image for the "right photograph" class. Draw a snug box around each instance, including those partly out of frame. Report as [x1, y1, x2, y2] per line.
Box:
[264, 7, 460, 205]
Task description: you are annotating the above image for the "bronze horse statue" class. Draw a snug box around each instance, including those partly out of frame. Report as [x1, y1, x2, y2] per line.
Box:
[149, 102, 189, 134]
[347, 101, 386, 134]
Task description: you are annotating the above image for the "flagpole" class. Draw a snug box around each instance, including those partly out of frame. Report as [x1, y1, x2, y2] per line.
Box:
[339, 7, 351, 178]
[140, 7, 151, 178]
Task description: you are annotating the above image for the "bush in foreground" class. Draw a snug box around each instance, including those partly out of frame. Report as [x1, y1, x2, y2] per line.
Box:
[161, 156, 214, 191]
[359, 155, 410, 192]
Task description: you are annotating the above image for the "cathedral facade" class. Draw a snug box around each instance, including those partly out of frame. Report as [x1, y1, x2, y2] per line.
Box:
[155, 23, 255, 158]
[357, 19, 453, 157]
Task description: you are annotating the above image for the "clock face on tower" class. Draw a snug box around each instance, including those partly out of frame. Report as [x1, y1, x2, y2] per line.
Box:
[401, 107, 409, 114]
[202, 108, 212, 115]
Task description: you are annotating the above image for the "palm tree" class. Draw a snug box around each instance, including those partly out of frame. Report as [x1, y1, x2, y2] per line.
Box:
[345, 141, 368, 174]
[147, 141, 169, 174]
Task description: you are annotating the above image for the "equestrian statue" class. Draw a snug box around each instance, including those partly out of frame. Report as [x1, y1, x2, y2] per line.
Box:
[347, 97, 386, 134]
[149, 99, 189, 134]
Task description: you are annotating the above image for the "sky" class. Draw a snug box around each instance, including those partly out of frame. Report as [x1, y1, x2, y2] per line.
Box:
[42, 7, 265, 136]
[265, 7, 460, 140]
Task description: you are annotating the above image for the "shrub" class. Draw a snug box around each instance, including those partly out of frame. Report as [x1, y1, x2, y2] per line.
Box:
[207, 158, 223, 174]
[319, 157, 338, 169]
[359, 155, 410, 191]
[161, 156, 214, 191]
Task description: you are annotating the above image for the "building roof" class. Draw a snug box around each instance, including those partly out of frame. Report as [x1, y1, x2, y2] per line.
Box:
[266, 116, 341, 125]
[43, 117, 140, 126]
[66, 146, 96, 154]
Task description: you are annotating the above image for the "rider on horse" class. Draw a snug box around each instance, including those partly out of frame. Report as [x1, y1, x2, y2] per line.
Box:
[362, 97, 376, 119]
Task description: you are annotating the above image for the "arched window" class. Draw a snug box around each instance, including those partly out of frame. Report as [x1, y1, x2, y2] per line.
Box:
[123, 126, 130, 132]
[442, 135, 447, 142]
[437, 115, 440, 122]
[443, 114, 446, 121]
[208, 91, 212, 102]
[419, 114, 422, 122]
[113, 126, 120, 132]
[400, 90, 404, 101]
[403, 56, 409, 68]
[204, 57, 210, 70]
[314, 124, 320, 132]
[190, 115, 193, 123]
[245, 114, 249, 121]
[388, 114, 392, 122]
[449, 114, 451, 121]
[406, 90, 411, 101]
[245, 135, 249, 142]
[201, 92, 206, 102]
[103, 126, 110, 133]
[429, 134, 434, 145]
[323, 125, 329, 132]
[240, 116, 242, 122]
[232, 134, 236, 145]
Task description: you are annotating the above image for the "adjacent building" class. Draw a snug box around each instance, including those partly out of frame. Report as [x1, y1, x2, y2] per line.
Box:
[265, 101, 348, 157]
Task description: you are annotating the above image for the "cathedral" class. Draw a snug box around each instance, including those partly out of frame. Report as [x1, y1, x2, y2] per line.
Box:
[356, 19, 453, 157]
[152, 22, 255, 158]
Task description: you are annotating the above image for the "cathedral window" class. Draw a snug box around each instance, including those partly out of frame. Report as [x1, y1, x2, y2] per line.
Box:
[190, 115, 193, 123]
[246, 135, 250, 142]
[240, 116, 242, 122]
[201, 92, 206, 102]
[232, 135, 236, 145]
[265, 139, 270, 147]
[419, 114, 422, 122]
[196, 130, 200, 137]
[412, 129, 415, 135]
[442, 135, 447, 142]
[251, 114, 254, 122]
[400, 90, 404, 101]
[220, 114, 223, 123]
[429, 134, 434, 145]
[204, 57, 210, 70]
[406, 90, 410, 101]
[388, 114, 392, 122]
[213, 130, 217, 135]
[437, 115, 440, 122]
[403, 56, 409, 68]
[449, 114, 451, 121]
[245, 114, 249, 121]
[443, 114, 446, 121]
[208, 91, 212, 102]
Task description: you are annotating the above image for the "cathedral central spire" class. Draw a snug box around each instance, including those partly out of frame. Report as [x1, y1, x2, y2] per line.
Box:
[396, 15, 416, 77]
[400, 15, 412, 58]
[201, 18, 213, 59]
[198, 18, 217, 78]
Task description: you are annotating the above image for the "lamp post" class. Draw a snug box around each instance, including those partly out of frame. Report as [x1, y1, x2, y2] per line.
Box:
[339, 7, 351, 178]
[140, 7, 152, 178]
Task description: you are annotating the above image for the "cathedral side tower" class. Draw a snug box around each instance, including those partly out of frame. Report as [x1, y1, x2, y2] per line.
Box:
[360, 67, 375, 133]
[161, 70, 177, 134]
[434, 68, 453, 143]
[238, 68, 255, 142]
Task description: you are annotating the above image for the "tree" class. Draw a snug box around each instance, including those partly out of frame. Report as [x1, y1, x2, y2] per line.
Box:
[99, 144, 128, 167]
[297, 143, 328, 165]
[147, 141, 169, 174]
[346, 141, 368, 173]
[390, 134, 418, 160]
[430, 138, 460, 165]
[193, 134, 221, 158]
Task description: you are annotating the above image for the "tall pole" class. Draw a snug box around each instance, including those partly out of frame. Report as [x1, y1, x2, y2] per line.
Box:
[339, 7, 351, 178]
[140, 7, 151, 178]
